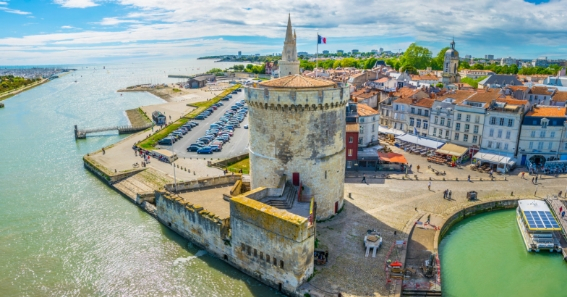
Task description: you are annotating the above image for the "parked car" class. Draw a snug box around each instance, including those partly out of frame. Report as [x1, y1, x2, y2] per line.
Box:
[210, 144, 222, 152]
[197, 146, 213, 154]
[222, 97, 230, 101]
[158, 137, 175, 145]
[243, 124, 249, 129]
[187, 144, 203, 151]
[195, 115, 205, 120]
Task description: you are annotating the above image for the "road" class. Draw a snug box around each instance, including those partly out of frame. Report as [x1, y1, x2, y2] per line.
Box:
[161, 90, 250, 159]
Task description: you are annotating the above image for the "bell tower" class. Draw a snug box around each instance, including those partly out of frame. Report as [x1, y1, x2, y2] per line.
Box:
[278, 14, 300, 76]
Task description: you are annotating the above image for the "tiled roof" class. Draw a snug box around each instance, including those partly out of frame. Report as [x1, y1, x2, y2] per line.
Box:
[530, 86, 555, 95]
[526, 106, 566, 117]
[497, 97, 528, 106]
[436, 90, 475, 103]
[352, 89, 378, 100]
[346, 123, 360, 132]
[412, 98, 435, 108]
[357, 104, 379, 116]
[507, 86, 528, 91]
[410, 74, 438, 81]
[552, 91, 567, 102]
[375, 77, 389, 83]
[467, 90, 501, 102]
[260, 75, 336, 88]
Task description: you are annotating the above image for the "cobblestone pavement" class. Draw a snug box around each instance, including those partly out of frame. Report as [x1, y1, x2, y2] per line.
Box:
[308, 147, 567, 297]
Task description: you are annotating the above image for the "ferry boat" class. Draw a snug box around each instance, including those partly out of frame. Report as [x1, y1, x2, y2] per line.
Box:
[516, 200, 562, 252]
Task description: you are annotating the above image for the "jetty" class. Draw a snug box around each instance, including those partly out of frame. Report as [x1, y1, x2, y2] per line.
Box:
[545, 197, 567, 260]
[74, 123, 152, 139]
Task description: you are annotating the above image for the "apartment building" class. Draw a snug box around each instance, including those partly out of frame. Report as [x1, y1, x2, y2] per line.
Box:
[481, 98, 528, 157]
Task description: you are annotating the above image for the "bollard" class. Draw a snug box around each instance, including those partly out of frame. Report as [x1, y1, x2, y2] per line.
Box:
[349, 193, 352, 198]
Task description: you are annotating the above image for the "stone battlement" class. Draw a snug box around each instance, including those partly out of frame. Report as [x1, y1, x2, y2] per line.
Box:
[245, 86, 349, 110]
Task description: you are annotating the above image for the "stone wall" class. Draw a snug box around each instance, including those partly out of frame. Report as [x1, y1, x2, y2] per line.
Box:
[209, 153, 249, 169]
[164, 175, 241, 192]
[230, 195, 314, 295]
[83, 156, 145, 184]
[246, 86, 348, 219]
[155, 192, 231, 258]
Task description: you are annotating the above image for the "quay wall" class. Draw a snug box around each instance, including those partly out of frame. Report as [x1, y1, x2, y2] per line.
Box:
[83, 156, 145, 184]
[164, 175, 241, 192]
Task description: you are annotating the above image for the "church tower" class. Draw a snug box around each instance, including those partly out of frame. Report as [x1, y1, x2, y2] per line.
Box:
[441, 39, 460, 85]
[278, 14, 300, 76]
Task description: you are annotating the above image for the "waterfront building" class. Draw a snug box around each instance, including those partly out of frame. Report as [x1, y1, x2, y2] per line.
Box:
[480, 98, 528, 159]
[518, 105, 566, 166]
[441, 40, 461, 85]
[428, 90, 474, 142]
[346, 122, 359, 169]
[452, 90, 500, 156]
[357, 104, 380, 146]
[407, 98, 434, 137]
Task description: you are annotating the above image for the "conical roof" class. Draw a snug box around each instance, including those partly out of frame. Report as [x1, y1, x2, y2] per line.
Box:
[285, 13, 294, 43]
[259, 75, 336, 89]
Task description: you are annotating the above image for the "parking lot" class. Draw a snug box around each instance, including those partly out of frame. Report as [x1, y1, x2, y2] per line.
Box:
[157, 90, 250, 159]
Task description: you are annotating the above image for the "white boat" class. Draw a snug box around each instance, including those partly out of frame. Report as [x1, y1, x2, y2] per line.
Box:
[516, 200, 562, 252]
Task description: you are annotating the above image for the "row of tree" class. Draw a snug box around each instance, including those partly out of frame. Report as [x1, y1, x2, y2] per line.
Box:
[0, 76, 40, 94]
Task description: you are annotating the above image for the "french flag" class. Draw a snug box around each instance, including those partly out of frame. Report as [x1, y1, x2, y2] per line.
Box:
[318, 35, 326, 44]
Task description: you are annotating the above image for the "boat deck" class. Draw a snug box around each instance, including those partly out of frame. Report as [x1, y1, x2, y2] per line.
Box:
[546, 198, 567, 259]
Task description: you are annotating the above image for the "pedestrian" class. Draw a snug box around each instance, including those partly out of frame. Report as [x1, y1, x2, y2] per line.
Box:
[417, 165, 420, 173]
[426, 214, 431, 224]
[521, 172, 525, 179]
[560, 206, 563, 214]
[535, 176, 538, 184]
[415, 207, 418, 212]
[448, 190, 452, 200]
[559, 191, 563, 198]
[468, 175, 471, 182]
[532, 177, 535, 184]
[428, 181, 431, 191]
[102, 147, 105, 155]
[362, 174, 367, 184]
[562, 211, 565, 219]
[409, 164, 413, 171]
[443, 190, 447, 199]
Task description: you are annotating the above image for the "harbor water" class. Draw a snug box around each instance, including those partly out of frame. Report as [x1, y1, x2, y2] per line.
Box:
[440, 209, 567, 297]
[0, 60, 280, 296]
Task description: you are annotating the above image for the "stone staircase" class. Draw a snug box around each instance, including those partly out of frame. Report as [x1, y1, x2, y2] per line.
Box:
[261, 181, 297, 209]
[113, 172, 159, 201]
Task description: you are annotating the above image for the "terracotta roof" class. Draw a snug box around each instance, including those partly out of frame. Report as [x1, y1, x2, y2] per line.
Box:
[375, 77, 389, 83]
[260, 75, 336, 88]
[346, 123, 359, 132]
[436, 90, 475, 103]
[552, 91, 567, 102]
[391, 87, 428, 99]
[507, 86, 528, 92]
[410, 74, 438, 81]
[467, 90, 501, 103]
[412, 98, 435, 108]
[530, 86, 555, 95]
[496, 97, 528, 106]
[357, 104, 379, 116]
[526, 106, 566, 117]
[352, 89, 378, 100]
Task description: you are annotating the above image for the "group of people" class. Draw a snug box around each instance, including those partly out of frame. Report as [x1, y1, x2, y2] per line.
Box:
[132, 145, 170, 165]
[443, 189, 452, 200]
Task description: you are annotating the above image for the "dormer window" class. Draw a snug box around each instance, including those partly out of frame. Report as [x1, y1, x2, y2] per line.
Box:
[541, 118, 549, 129]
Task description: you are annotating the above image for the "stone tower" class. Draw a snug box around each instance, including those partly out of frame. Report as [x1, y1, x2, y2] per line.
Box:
[442, 39, 460, 85]
[278, 14, 300, 77]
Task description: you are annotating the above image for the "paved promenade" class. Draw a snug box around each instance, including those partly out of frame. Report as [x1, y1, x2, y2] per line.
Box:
[306, 145, 567, 297]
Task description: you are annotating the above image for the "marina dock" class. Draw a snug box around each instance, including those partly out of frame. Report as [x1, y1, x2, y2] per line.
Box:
[74, 123, 152, 139]
[545, 198, 567, 260]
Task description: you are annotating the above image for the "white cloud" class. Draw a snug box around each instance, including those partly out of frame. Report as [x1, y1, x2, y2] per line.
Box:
[54, 0, 98, 8]
[0, 6, 32, 15]
[61, 25, 74, 29]
[3, 0, 567, 63]
[98, 17, 141, 26]
[0, 2, 8, 5]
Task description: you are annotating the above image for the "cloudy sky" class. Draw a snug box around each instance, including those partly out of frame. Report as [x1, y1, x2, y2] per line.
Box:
[0, 0, 565, 65]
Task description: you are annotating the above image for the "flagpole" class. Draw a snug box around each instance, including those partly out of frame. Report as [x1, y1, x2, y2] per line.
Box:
[316, 31, 319, 78]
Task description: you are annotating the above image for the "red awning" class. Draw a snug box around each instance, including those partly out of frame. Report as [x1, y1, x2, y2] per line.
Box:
[378, 152, 408, 164]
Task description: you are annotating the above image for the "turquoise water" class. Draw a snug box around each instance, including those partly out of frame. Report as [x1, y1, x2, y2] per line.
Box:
[440, 210, 567, 297]
[0, 60, 279, 296]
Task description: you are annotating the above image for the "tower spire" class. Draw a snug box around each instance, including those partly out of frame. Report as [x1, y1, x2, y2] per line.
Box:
[285, 13, 294, 43]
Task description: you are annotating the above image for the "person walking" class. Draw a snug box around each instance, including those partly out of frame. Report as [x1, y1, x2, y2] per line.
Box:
[535, 176, 538, 184]
[426, 214, 431, 224]
[362, 174, 367, 184]
[102, 147, 105, 155]
[448, 190, 452, 200]
[409, 164, 413, 172]
[443, 189, 447, 199]
[468, 175, 471, 182]
[417, 165, 420, 173]
[560, 206, 563, 214]
[428, 181, 431, 191]
[532, 177, 535, 184]
[562, 211, 565, 219]
[521, 172, 525, 179]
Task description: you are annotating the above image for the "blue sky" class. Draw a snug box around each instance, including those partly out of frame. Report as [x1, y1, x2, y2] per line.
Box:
[0, 0, 566, 65]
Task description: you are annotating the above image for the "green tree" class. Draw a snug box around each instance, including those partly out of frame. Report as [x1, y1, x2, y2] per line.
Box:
[399, 43, 433, 70]
[459, 61, 471, 70]
[431, 47, 450, 70]
[364, 57, 378, 69]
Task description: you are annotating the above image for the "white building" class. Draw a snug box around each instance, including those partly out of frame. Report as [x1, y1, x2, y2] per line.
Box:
[459, 69, 495, 80]
[357, 104, 380, 146]
[501, 57, 516, 66]
[407, 98, 435, 137]
[518, 106, 566, 166]
[481, 98, 528, 157]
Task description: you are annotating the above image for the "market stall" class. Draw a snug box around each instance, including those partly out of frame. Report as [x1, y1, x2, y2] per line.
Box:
[395, 134, 444, 156]
[472, 151, 515, 173]
[379, 126, 405, 144]
[377, 152, 408, 171]
[431, 143, 469, 166]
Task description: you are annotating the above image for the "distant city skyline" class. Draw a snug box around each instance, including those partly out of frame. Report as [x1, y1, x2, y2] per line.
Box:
[0, 0, 566, 65]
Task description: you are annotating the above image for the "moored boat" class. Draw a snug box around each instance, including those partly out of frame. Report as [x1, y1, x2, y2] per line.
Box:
[516, 199, 562, 252]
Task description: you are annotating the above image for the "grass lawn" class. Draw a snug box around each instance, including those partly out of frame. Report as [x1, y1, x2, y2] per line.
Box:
[227, 157, 250, 174]
[137, 84, 241, 150]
